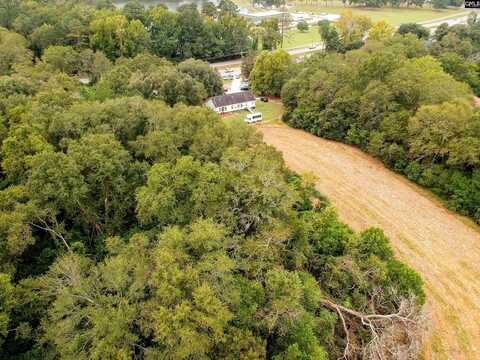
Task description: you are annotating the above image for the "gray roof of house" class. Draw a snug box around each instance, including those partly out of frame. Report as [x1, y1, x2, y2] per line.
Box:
[210, 91, 255, 108]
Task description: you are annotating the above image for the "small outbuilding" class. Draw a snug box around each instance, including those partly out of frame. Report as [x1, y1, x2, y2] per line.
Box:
[206, 91, 256, 114]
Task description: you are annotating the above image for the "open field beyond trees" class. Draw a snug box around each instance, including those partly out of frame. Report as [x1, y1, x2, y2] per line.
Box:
[284, 25, 323, 48]
[288, 2, 466, 24]
[281, 5, 468, 48]
[258, 124, 480, 359]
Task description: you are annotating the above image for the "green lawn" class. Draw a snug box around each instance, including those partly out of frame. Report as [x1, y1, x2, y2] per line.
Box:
[222, 100, 284, 124]
[233, 0, 466, 24]
[235, 0, 467, 50]
[281, 5, 468, 49]
[289, 3, 466, 24]
[236, 0, 256, 9]
[283, 26, 322, 48]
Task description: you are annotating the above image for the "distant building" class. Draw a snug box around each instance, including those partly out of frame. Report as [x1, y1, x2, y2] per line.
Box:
[240, 10, 339, 26]
[206, 91, 256, 114]
[242, 10, 286, 24]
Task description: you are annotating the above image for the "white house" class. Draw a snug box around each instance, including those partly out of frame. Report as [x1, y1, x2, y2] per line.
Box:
[206, 91, 256, 114]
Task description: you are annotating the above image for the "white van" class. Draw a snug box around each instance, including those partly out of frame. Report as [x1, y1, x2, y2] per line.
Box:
[245, 112, 262, 124]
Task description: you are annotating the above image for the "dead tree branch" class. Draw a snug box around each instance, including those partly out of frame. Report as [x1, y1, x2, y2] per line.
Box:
[320, 292, 426, 360]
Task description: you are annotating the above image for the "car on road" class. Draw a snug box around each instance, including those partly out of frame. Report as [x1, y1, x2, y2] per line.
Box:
[260, 96, 268, 102]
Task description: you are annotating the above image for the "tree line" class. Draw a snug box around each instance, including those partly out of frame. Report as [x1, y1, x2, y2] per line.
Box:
[343, 0, 462, 9]
[254, 0, 463, 9]
[0, 0, 285, 64]
[271, 12, 480, 224]
[0, 4, 426, 359]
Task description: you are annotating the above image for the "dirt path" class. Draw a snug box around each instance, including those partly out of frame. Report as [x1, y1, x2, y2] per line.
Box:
[258, 124, 480, 359]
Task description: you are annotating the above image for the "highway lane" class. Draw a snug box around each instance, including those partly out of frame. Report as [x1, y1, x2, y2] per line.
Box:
[419, 11, 474, 29]
[210, 44, 323, 69]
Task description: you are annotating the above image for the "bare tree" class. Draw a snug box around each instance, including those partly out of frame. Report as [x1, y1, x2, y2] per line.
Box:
[321, 289, 427, 360]
[28, 208, 71, 251]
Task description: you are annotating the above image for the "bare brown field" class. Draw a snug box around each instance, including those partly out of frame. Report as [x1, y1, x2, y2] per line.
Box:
[258, 124, 480, 359]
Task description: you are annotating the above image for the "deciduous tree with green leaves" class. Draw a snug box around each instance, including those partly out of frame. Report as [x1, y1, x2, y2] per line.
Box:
[0, 14, 426, 359]
[250, 49, 293, 96]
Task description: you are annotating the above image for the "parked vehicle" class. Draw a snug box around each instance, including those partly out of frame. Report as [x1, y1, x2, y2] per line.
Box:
[240, 81, 250, 90]
[260, 96, 268, 102]
[245, 112, 262, 124]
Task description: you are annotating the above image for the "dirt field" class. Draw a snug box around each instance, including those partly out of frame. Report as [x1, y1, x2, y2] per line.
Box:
[258, 124, 480, 359]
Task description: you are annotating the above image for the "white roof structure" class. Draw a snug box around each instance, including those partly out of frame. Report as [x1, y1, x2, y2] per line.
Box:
[209, 91, 255, 108]
[243, 10, 286, 19]
[291, 12, 340, 23]
[319, 13, 341, 22]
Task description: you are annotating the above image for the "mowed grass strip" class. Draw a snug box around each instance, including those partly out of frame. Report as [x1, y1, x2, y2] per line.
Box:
[284, 26, 322, 48]
[289, 3, 465, 24]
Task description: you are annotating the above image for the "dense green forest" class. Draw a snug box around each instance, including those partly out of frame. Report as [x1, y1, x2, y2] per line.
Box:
[281, 13, 480, 224]
[0, 1, 426, 359]
[0, 0, 285, 63]
[0, 0, 425, 360]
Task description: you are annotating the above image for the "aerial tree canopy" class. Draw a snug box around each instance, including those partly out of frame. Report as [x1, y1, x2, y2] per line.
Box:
[0, 2, 429, 359]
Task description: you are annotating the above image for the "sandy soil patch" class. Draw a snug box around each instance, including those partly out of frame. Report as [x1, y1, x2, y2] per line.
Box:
[258, 124, 480, 359]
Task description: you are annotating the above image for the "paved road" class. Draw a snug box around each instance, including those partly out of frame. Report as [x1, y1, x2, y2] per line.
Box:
[420, 12, 473, 30]
[228, 78, 241, 93]
[211, 45, 322, 69]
